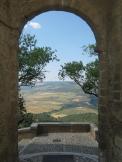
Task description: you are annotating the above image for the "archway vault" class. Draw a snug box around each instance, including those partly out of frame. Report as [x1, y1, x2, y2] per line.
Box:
[18, 0, 107, 50]
[1, 1, 122, 162]
[18, 2, 106, 161]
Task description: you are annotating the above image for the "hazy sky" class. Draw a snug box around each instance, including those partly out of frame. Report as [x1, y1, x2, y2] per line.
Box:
[23, 11, 96, 81]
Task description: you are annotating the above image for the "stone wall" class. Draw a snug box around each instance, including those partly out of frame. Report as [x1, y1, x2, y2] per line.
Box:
[36, 122, 91, 135]
[0, 0, 122, 162]
[18, 127, 36, 142]
[18, 123, 97, 141]
[98, 1, 122, 161]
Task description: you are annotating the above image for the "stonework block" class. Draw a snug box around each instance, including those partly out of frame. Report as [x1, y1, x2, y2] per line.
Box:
[0, 0, 122, 162]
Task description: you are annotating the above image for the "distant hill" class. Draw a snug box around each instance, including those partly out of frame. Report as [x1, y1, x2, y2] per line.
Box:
[21, 81, 98, 115]
[21, 81, 84, 93]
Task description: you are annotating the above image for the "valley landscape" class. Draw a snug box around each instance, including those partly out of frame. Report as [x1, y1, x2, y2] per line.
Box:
[21, 81, 98, 124]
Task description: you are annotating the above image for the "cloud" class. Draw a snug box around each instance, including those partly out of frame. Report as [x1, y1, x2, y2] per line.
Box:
[29, 22, 42, 29]
[24, 21, 42, 29]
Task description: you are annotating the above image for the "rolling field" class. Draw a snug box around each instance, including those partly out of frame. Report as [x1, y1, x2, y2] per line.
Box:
[21, 81, 98, 117]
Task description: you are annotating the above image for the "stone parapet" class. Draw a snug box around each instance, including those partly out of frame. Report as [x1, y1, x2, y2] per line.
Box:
[18, 122, 98, 141]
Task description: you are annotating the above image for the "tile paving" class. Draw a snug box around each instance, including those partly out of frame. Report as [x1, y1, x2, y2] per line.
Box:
[19, 132, 98, 162]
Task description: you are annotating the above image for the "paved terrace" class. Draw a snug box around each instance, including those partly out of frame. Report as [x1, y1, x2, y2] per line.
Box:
[19, 123, 98, 162]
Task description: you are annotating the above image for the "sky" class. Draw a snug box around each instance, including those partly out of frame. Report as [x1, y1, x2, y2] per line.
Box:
[23, 11, 96, 81]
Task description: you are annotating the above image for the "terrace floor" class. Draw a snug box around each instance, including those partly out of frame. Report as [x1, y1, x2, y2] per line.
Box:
[19, 132, 98, 162]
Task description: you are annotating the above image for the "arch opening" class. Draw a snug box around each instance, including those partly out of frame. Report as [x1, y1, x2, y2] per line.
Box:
[18, 10, 99, 162]
[20, 6, 102, 49]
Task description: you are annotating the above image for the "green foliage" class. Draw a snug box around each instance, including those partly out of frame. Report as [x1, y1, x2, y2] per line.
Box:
[32, 111, 98, 126]
[58, 44, 99, 97]
[18, 34, 58, 86]
[33, 112, 57, 122]
[18, 92, 34, 128]
[18, 34, 58, 128]
[83, 59, 99, 97]
[60, 113, 98, 125]
[58, 61, 85, 87]
[82, 44, 98, 56]
[18, 93, 26, 114]
[33, 112, 98, 125]
[18, 113, 34, 128]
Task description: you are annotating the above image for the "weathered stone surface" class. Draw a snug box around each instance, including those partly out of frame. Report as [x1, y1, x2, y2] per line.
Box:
[0, 0, 122, 162]
[19, 133, 98, 156]
[20, 153, 98, 162]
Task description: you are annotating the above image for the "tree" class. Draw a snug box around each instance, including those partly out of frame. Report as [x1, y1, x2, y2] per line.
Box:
[58, 45, 99, 97]
[58, 61, 85, 87]
[17, 93, 27, 126]
[18, 34, 58, 127]
[18, 34, 58, 86]
[82, 59, 99, 97]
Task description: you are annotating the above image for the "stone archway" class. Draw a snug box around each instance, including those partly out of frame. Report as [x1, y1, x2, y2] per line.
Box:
[0, 1, 122, 162]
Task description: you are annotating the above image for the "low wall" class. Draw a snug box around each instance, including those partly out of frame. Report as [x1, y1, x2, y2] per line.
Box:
[90, 124, 98, 141]
[18, 127, 36, 141]
[36, 122, 91, 135]
[18, 122, 98, 141]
